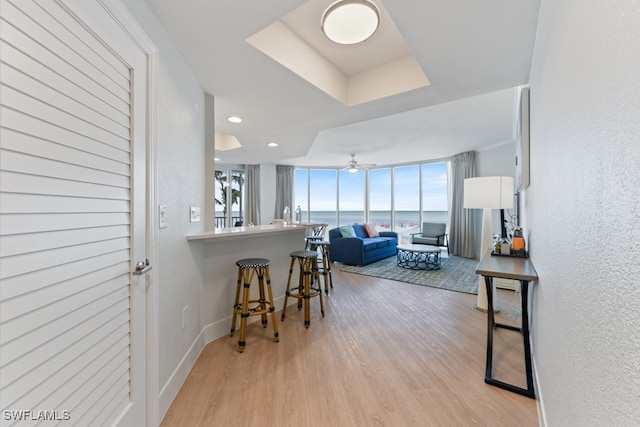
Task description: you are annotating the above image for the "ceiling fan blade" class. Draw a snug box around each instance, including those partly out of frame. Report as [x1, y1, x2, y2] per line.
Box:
[337, 154, 376, 171]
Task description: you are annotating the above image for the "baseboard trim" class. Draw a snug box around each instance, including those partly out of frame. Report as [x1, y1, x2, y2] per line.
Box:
[533, 356, 546, 426]
[158, 322, 209, 421]
[158, 294, 289, 422]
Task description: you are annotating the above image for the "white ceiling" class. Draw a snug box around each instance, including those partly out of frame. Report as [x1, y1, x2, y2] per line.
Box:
[143, 0, 540, 169]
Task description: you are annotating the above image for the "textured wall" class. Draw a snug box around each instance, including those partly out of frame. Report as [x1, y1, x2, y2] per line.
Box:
[527, 0, 640, 425]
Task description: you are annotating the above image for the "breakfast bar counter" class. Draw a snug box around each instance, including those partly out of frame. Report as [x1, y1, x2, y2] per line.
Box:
[187, 223, 312, 242]
[187, 224, 323, 340]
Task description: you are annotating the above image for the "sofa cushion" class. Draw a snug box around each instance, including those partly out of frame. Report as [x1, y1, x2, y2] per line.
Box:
[339, 225, 356, 238]
[352, 224, 368, 238]
[413, 235, 439, 245]
[364, 223, 379, 237]
[363, 237, 393, 251]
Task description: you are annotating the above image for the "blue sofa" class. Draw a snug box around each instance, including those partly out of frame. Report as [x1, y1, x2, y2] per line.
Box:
[328, 225, 398, 266]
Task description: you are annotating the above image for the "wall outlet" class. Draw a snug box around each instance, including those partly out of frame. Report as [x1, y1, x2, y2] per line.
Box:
[182, 306, 189, 329]
[190, 207, 201, 222]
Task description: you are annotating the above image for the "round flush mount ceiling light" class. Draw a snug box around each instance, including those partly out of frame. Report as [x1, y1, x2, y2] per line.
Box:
[321, 0, 380, 45]
[227, 116, 242, 123]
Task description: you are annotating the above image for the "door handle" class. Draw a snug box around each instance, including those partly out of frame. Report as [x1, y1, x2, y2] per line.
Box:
[133, 259, 152, 275]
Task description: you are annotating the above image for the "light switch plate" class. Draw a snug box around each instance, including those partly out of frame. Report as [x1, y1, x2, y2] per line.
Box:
[159, 205, 167, 228]
[190, 207, 201, 222]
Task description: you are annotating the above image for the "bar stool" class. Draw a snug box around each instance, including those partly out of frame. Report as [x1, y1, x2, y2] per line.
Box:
[230, 258, 279, 352]
[308, 240, 333, 295]
[281, 250, 325, 328]
[304, 235, 324, 250]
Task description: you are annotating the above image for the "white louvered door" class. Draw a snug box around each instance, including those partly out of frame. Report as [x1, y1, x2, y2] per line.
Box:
[0, 0, 148, 425]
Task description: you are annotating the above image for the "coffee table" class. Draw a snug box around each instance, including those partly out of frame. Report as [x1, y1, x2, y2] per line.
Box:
[396, 244, 442, 270]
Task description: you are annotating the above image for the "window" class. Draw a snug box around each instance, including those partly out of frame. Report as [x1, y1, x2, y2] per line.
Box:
[214, 169, 245, 227]
[309, 169, 337, 230]
[393, 165, 420, 234]
[369, 168, 391, 231]
[294, 161, 447, 234]
[422, 162, 449, 227]
[339, 170, 365, 225]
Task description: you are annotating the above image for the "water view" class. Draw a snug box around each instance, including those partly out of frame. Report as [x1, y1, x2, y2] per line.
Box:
[304, 210, 448, 235]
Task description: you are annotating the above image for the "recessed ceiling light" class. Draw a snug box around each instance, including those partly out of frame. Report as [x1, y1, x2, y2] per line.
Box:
[321, 0, 380, 45]
[214, 157, 220, 161]
[227, 116, 242, 123]
[267, 142, 278, 147]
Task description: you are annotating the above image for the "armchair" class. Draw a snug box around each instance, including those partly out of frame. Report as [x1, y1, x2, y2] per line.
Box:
[411, 222, 449, 255]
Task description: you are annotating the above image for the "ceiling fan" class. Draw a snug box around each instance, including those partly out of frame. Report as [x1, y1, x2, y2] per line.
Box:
[342, 154, 376, 173]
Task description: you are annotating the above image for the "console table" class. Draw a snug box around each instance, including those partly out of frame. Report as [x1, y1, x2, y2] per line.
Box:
[475, 250, 538, 399]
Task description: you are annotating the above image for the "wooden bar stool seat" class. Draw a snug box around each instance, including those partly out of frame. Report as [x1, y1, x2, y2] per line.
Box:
[281, 250, 325, 328]
[230, 258, 279, 352]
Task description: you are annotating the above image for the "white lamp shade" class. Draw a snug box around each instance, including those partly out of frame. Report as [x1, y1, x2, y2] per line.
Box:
[463, 176, 514, 209]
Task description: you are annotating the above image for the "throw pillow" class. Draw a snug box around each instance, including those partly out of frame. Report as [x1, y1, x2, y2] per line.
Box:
[364, 223, 379, 237]
[339, 225, 356, 238]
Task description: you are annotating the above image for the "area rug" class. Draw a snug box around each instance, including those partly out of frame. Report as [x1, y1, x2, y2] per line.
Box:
[340, 255, 479, 294]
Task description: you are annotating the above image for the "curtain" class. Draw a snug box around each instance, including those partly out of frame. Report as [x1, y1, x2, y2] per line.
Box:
[245, 164, 260, 225]
[274, 165, 294, 219]
[448, 151, 476, 258]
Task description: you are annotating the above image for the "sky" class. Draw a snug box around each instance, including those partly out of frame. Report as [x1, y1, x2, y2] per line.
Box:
[295, 161, 448, 212]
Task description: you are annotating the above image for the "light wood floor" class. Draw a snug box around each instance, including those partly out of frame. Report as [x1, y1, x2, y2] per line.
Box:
[161, 265, 539, 426]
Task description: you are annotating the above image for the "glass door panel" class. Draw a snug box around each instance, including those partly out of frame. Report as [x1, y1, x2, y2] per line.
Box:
[369, 168, 391, 232]
[338, 170, 365, 226]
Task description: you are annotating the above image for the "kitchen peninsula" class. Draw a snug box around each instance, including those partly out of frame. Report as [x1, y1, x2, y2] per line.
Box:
[186, 224, 323, 340]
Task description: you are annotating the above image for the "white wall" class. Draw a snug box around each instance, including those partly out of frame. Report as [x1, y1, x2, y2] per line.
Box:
[121, 0, 207, 417]
[527, 1, 640, 425]
[475, 142, 515, 177]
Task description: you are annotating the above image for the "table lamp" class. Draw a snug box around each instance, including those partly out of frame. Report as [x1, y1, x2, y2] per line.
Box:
[464, 176, 514, 311]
